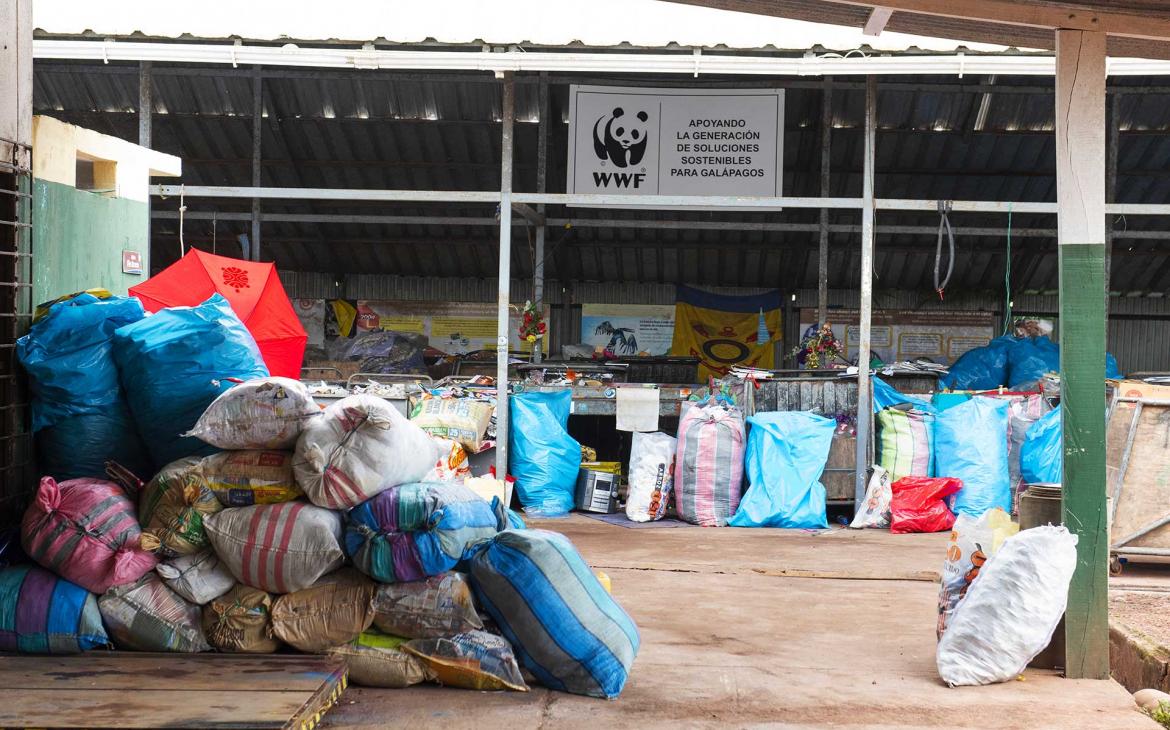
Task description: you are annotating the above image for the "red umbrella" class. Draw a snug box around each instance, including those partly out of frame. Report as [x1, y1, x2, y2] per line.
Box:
[130, 249, 307, 378]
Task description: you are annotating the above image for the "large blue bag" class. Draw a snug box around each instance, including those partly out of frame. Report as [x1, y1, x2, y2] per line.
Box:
[468, 529, 639, 698]
[509, 390, 581, 516]
[935, 397, 1012, 518]
[113, 294, 269, 468]
[873, 376, 935, 413]
[1021, 406, 1062, 484]
[729, 411, 834, 529]
[0, 564, 109, 653]
[939, 336, 1016, 391]
[16, 293, 150, 480]
[1106, 353, 1124, 379]
[1006, 336, 1060, 389]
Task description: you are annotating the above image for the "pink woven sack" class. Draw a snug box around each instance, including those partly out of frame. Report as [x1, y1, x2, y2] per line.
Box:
[21, 477, 157, 594]
[673, 404, 746, 527]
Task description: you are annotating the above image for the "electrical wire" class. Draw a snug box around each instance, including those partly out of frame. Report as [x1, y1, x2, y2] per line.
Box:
[934, 200, 954, 300]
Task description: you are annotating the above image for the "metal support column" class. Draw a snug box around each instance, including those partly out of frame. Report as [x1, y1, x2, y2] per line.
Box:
[817, 79, 832, 326]
[495, 73, 515, 480]
[533, 72, 548, 364]
[854, 77, 877, 510]
[251, 65, 262, 262]
[1056, 28, 1109, 680]
[139, 60, 152, 263]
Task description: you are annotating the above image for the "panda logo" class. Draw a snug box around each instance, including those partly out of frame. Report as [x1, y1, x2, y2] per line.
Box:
[592, 107, 650, 168]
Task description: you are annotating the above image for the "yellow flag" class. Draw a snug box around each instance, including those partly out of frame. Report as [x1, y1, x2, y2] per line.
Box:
[330, 299, 357, 338]
[669, 286, 781, 380]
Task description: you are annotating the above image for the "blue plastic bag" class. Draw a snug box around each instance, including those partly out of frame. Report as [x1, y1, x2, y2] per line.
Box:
[1006, 336, 1060, 389]
[935, 397, 1012, 518]
[16, 293, 150, 480]
[939, 336, 1016, 391]
[873, 377, 934, 413]
[509, 390, 581, 516]
[1021, 406, 1062, 484]
[729, 411, 834, 529]
[1106, 353, 1123, 379]
[113, 294, 269, 468]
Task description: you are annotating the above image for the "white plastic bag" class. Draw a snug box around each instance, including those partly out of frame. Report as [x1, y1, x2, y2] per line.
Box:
[187, 376, 320, 449]
[849, 466, 892, 529]
[936, 508, 1018, 638]
[936, 525, 1077, 686]
[294, 395, 438, 509]
[156, 549, 236, 605]
[625, 432, 677, 522]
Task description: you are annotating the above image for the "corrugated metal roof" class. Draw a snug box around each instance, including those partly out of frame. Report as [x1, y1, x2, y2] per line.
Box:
[30, 61, 1170, 296]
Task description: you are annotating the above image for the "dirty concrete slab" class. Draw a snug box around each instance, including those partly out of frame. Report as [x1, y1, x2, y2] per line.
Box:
[323, 517, 1156, 729]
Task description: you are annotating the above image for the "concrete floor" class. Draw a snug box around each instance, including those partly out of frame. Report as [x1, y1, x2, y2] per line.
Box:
[323, 516, 1156, 729]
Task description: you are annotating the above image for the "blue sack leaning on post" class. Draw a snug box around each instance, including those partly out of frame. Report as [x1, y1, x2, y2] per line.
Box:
[1021, 406, 1062, 485]
[509, 390, 581, 517]
[729, 411, 835, 529]
[935, 397, 1012, 518]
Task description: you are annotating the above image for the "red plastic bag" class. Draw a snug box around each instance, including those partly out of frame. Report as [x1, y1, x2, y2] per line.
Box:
[889, 477, 962, 534]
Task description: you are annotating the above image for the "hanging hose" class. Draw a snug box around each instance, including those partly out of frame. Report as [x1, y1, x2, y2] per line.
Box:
[1003, 203, 1013, 335]
[178, 184, 187, 257]
[934, 200, 954, 300]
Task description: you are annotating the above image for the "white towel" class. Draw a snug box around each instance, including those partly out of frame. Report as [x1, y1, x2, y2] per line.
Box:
[615, 387, 660, 432]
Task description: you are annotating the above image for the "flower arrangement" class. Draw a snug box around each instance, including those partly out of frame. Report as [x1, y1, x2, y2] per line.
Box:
[790, 323, 844, 369]
[517, 300, 546, 344]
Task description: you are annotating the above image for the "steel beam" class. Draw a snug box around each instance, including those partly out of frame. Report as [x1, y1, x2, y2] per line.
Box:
[533, 72, 549, 365]
[818, 80, 832, 326]
[855, 76, 877, 513]
[251, 65, 262, 262]
[512, 202, 545, 226]
[495, 73, 515, 482]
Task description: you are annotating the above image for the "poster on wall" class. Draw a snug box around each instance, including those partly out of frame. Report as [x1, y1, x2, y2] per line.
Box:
[356, 300, 549, 355]
[580, 304, 675, 356]
[797, 308, 995, 366]
[293, 299, 325, 347]
[566, 85, 784, 205]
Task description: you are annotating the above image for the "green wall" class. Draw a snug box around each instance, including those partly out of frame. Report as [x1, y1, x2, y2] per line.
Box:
[32, 178, 149, 305]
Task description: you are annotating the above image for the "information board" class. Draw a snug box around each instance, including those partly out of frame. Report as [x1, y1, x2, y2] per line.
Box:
[798, 309, 995, 365]
[356, 301, 549, 355]
[566, 85, 784, 203]
[580, 304, 676, 356]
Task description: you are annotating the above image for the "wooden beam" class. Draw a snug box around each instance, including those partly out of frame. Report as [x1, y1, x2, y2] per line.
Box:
[863, 7, 894, 36]
[824, 0, 1170, 41]
[1056, 27, 1110, 681]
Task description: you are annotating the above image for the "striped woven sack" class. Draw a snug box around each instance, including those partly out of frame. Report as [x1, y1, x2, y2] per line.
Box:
[673, 404, 746, 527]
[0, 565, 108, 653]
[345, 482, 503, 584]
[468, 529, 640, 699]
[876, 407, 935, 483]
[204, 501, 345, 593]
[98, 573, 210, 652]
[21, 477, 157, 595]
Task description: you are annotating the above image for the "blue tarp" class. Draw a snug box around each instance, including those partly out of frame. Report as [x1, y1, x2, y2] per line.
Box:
[113, 294, 268, 469]
[729, 411, 834, 529]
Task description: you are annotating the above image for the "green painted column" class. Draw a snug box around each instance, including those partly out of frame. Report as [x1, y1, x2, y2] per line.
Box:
[1056, 29, 1110, 680]
[1059, 244, 1109, 679]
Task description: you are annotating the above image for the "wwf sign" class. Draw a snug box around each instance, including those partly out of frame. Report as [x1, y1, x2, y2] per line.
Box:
[566, 85, 784, 205]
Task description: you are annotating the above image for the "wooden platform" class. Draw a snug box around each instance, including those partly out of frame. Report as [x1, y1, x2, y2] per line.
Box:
[0, 653, 348, 729]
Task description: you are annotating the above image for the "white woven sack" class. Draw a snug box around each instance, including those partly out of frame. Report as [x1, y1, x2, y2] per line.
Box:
[156, 550, 236, 605]
[294, 394, 438, 509]
[188, 376, 320, 449]
[936, 525, 1078, 686]
[625, 432, 677, 522]
[204, 502, 345, 594]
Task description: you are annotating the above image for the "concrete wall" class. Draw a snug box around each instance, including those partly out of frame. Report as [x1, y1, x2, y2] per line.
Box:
[31, 115, 180, 303]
